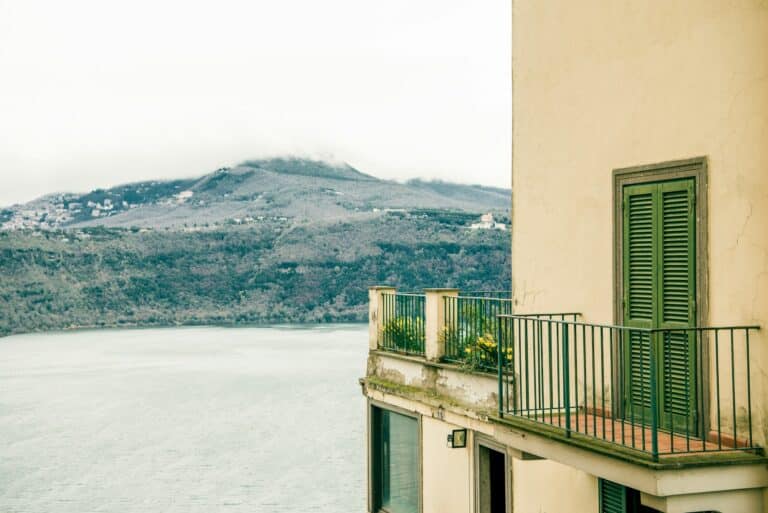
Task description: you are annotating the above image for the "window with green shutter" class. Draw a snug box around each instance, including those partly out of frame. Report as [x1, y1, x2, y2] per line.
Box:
[600, 479, 627, 513]
[622, 178, 697, 433]
[599, 479, 662, 513]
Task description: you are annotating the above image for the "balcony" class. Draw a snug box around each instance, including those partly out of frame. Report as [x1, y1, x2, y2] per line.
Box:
[366, 286, 763, 466]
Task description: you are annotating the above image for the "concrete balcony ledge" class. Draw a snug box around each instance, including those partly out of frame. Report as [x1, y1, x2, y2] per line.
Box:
[366, 349, 500, 414]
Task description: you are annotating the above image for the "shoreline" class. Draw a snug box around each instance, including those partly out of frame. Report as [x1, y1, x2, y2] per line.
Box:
[0, 318, 367, 339]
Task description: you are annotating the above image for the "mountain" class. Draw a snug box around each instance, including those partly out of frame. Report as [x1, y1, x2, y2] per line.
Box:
[0, 158, 510, 336]
[1, 157, 510, 231]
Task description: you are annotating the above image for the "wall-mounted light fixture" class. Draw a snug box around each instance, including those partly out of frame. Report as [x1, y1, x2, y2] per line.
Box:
[447, 428, 467, 448]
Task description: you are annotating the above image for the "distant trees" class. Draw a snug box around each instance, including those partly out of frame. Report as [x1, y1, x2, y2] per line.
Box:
[0, 217, 510, 336]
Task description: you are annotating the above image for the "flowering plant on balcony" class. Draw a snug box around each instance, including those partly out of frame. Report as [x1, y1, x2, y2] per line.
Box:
[461, 332, 512, 371]
[382, 316, 424, 353]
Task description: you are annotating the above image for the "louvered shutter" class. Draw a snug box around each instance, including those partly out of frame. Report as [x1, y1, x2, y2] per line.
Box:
[659, 179, 696, 431]
[622, 184, 655, 418]
[599, 479, 627, 513]
[622, 178, 696, 432]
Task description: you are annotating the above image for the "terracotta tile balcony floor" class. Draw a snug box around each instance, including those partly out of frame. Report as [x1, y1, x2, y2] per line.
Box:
[511, 411, 751, 457]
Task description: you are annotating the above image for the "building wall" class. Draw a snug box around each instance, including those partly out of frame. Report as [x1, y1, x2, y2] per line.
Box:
[511, 0, 768, 445]
[513, 459, 598, 513]
[421, 416, 472, 513]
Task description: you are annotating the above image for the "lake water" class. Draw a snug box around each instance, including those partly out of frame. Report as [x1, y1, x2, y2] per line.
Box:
[0, 325, 368, 513]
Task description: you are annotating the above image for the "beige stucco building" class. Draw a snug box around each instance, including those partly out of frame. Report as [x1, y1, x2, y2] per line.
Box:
[361, 2, 768, 512]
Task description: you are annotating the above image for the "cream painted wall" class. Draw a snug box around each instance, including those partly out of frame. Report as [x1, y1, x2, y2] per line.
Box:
[421, 416, 472, 513]
[512, 0, 768, 445]
[513, 458, 598, 513]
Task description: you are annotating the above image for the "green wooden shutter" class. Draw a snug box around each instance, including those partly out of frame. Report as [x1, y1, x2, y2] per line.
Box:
[599, 479, 627, 513]
[659, 179, 696, 429]
[622, 184, 655, 414]
[622, 178, 696, 432]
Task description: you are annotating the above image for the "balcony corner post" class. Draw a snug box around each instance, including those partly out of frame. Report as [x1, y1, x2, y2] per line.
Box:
[369, 286, 395, 351]
[424, 288, 459, 362]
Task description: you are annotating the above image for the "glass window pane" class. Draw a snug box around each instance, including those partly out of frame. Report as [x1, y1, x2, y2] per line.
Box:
[378, 409, 418, 513]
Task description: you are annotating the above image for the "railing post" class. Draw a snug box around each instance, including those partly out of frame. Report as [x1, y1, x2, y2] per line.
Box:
[368, 286, 395, 351]
[649, 330, 659, 461]
[562, 322, 571, 438]
[497, 315, 504, 418]
[424, 288, 459, 361]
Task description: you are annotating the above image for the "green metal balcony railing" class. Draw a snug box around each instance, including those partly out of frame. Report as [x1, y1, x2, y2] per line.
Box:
[496, 314, 762, 461]
[442, 294, 577, 370]
[443, 295, 513, 368]
[379, 292, 426, 355]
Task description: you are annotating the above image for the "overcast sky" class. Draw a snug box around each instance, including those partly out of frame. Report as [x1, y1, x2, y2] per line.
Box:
[0, 0, 511, 206]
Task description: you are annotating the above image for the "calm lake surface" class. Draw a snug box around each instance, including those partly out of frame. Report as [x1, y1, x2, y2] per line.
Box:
[0, 324, 368, 513]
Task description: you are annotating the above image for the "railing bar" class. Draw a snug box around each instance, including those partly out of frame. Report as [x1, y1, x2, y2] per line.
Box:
[524, 319, 530, 418]
[385, 293, 390, 349]
[497, 315, 760, 332]
[407, 294, 411, 353]
[534, 316, 542, 413]
[715, 329, 721, 450]
[574, 323, 579, 433]
[591, 325, 596, 437]
[548, 320, 554, 425]
[600, 327, 606, 442]
[650, 331, 659, 460]
[405, 294, 409, 353]
[640, 331, 646, 452]
[730, 328, 737, 449]
[445, 296, 450, 359]
[620, 329, 625, 447]
[509, 317, 513, 413]
[538, 319, 545, 422]
[539, 319, 544, 422]
[686, 330, 691, 453]
[512, 312, 581, 317]
[580, 324, 585, 434]
[666, 331, 673, 454]
[698, 328, 705, 452]
[497, 316, 503, 418]
[505, 318, 510, 414]
[536, 318, 542, 421]
[600, 328, 614, 440]
[556, 318, 562, 427]
[648, 325, 762, 332]
[746, 329, 753, 449]
[629, 331, 635, 449]
[514, 317, 520, 414]
[563, 322, 571, 438]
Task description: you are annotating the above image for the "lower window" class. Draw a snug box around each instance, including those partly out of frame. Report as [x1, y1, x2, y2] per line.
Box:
[599, 479, 661, 513]
[371, 406, 419, 513]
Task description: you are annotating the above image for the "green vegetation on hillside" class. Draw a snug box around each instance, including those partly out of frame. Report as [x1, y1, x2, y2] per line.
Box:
[0, 215, 510, 336]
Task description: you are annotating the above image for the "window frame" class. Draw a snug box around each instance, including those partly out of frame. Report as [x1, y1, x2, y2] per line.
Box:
[612, 156, 709, 435]
[367, 399, 422, 513]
